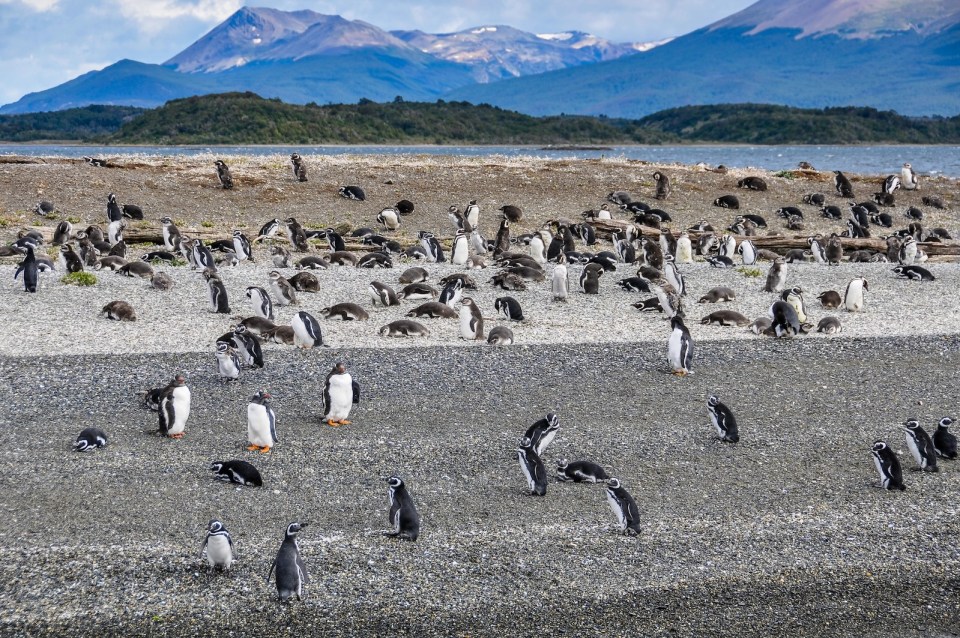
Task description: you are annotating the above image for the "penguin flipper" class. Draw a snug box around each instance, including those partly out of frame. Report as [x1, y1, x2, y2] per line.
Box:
[266, 557, 277, 583]
[296, 553, 309, 584]
[198, 537, 208, 559]
[13, 265, 23, 280]
[352, 381, 361, 404]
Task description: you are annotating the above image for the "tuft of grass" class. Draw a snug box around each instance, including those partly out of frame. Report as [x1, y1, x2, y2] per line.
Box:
[774, 170, 798, 179]
[201, 220, 214, 228]
[737, 266, 763, 278]
[67, 216, 81, 224]
[334, 223, 352, 236]
[0, 217, 10, 228]
[61, 271, 97, 286]
[171, 258, 188, 267]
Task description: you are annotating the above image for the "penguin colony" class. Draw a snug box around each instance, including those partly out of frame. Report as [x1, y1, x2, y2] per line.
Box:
[5, 154, 960, 604]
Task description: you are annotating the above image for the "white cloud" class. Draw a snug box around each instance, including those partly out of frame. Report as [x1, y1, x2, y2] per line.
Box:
[0, 0, 60, 11]
[111, 0, 242, 32]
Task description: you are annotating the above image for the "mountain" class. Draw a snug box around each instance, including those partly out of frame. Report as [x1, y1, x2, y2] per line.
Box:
[447, 0, 960, 117]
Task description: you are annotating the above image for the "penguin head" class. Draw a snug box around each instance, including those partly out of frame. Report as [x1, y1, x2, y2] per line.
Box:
[707, 395, 720, 408]
[938, 417, 954, 429]
[207, 519, 225, 533]
[332, 362, 346, 375]
[871, 440, 888, 453]
[518, 436, 533, 450]
[556, 459, 568, 472]
[285, 522, 307, 538]
[385, 475, 405, 489]
[172, 374, 187, 386]
[216, 342, 230, 354]
[209, 461, 224, 473]
[903, 419, 920, 432]
[546, 413, 559, 428]
[606, 477, 621, 489]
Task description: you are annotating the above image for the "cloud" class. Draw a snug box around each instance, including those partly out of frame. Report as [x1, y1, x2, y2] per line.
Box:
[0, 0, 59, 10]
[111, 0, 242, 33]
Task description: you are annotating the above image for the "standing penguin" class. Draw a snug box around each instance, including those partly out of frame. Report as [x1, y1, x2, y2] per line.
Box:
[843, 277, 868, 312]
[233, 230, 254, 262]
[901, 163, 920, 190]
[579, 262, 604, 294]
[675, 231, 693, 264]
[605, 478, 642, 535]
[291, 311, 324, 349]
[215, 342, 242, 381]
[833, 170, 855, 198]
[870, 441, 906, 491]
[377, 208, 401, 232]
[384, 475, 421, 541]
[933, 417, 957, 459]
[269, 271, 298, 306]
[904, 419, 939, 472]
[106, 193, 122, 223]
[230, 324, 264, 369]
[60, 244, 84, 273]
[158, 374, 191, 439]
[215, 160, 234, 189]
[763, 257, 787, 293]
[517, 437, 548, 496]
[199, 519, 236, 571]
[737, 239, 757, 265]
[247, 390, 278, 453]
[290, 153, 308, 182]
[898, 236, 918, 265]
[524, 412, 560, 457]
[246, 286, 274, 320]
[825, 234, 843, 265]
[552, 252, 569, 302]
[450, 229, 469, 266]
[322, 362, 360, 427]
[663, 256, 686, 296]
[267, 522, 309, 602]
[653, 171, 671, 200]
[160, 217, 181, 251]
[707, 395, 739, 442]
[667, 315, 693, 376]
[204, 269, 231, 314]
[464, 200, 480, 229]
[14, 245, 39, 293]
[493, 218, 511, 257]
[781, 287, 807, 323]
[458, 296, 484, 341]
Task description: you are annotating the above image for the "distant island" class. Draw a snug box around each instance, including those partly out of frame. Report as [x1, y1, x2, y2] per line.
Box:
[1, 92, 958, 146]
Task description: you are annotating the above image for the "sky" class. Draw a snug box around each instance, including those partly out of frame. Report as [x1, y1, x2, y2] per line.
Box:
[0, 0, 756, 106]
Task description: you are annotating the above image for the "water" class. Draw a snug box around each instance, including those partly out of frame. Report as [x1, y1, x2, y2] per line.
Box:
[2, 143, 959, 177]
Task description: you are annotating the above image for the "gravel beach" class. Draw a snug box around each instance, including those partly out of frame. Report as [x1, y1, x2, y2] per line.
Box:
[0, 153, 958, 637]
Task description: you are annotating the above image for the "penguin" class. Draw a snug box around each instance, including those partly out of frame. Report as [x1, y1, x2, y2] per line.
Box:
[667, 315, 693, 376]
[922, 195, 944, 209]
[158, 374, 190, 439]
[232, 230, 254, 262]
[369, 281, 400, 307]
[407, 302, 457, 319]
[499, 204, 523, 223]
[199, 519, 236, 571]
[713, 195, 739, 209]
[191, 240, 216, 271]
[528, 232, 547, 264]
[663, 257, 686, 296]
[904, 419, 938, 473]
[204, 269, 230, 314]
[901, 163, 919, 190]
[555, 460, 609, 483]
[239, 316, 277, 336]
[34, 200, 55, 216]
[377, 208, 401, 232]
[781, 287, 807, 323]
[450, 229, 469, 266]
[612, 233, 636, 264]
[748, 317, 772, 335]
[898, 236, 918, 265]
[807, 237, 826, 263]
[267, 522, 309, 602]
[675, 231, 693, 264]
[833, 170, 855, 198]
[211, 460, 262, 487]
[284, 218, 309, 252]
[160, 217, 181, 251]
[737, 239, 757, 265]
[618, 276, 651, 293]
[818, 290, 842, 309]
[291, 311, 324, 349]
[653, 171, 671, 200]
[14, 245, 39, 293]
[524, 413, 560, 457]
[825, 235, 843, 265]
[265, 326, 296, 345]
[458, 296, 484, 341]
[339, 185, 365, 201]
[768, 300, 801, 337]
[105, 193, 122, 223]
[464, 200, 480, 228]
[269, 271, 298, 306]
[843, 277, 868, 312]
[379, 320, 431, 337]
[52, 220, 72, 246]
[706, 255, 734, 269]
[494, 296, 524, 321]
[246, 286, 274, 320]
[290, 153, 307, 182]
[437, 279, 463, 308]
[447, 205, 468, 231]
[651, 281, 682, 319]
[118, 261, 154, 280]
[470, 229, 488, 255]
[287, 271, 320, 293]
[231, 325, 264, 369]
[707, 395, 739, 442]
[870, 441, 905, 491]
[257, 218, 283, 244]
[487, 326, 514, 345]
[605, 478, 642, 535]
[493, 218, 511, 257]
[73, 427, 108, 451]
[60, 244, 84, 273]
[247, 390, 278, 452]
[700, 310, 750, 327]
[357, 252, 393, 269]
[384, 476, 421, 541]
[102, 300, 136, 322]
[816, 316, 842, 334]
[763, 258, 787, 293]
[517, 437, 547, 496]
[698, 286, 735, 303]
[322, 362, 360, 426]
[320, 303, 370, 321]
[933, 417, 957, 459]
[882, 174, 901, 195]
[737, 176, 767, 191]
[215, 160, 234, 189]
[892, 265, 935, 281]
[399, 267, 428, 284]
[215, 342, 241, 381]
[802, 193, 826, 206]
[579, 262, 604, 294]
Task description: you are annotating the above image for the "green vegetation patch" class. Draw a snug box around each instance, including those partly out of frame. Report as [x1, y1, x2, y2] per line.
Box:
[61, 271, 97, 286]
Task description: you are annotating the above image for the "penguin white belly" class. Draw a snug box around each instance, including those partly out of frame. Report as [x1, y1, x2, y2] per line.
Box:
[458, 307, 477, 339]
[667, 328, 684, 370]
[606, 492, 626, 530]
[905, 435, 923, 467]
[676, 238, 692, 263]
[326, 375, 353, 421]
[872, 455, 887, 486]
[168, 388, 191, 435]
[552, 265, 568, 299]
[518, 452, 536, 492]
[845, 283, 864, 312]
[451, 239, 468, 266]
[248, 405, 275, 447]
[206, 535, 233, 569]
[217, 353, 240, 379]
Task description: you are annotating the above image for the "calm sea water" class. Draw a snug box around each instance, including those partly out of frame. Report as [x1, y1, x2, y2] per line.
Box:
[2, 144, 958, 177]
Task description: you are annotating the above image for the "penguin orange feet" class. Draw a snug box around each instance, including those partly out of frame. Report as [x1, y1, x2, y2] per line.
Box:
[326, 419, 341, 427]
[170, 432, 185, 439]
[247, 444, 261, 451]
[259, 446, 272, 453]
[338, 419, 352, 425]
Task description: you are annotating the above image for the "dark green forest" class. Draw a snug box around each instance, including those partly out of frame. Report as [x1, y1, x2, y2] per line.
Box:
[1, 93, 957, 145]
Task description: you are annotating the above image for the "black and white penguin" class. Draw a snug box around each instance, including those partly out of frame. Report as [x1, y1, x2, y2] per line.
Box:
[707, 395, 739, 442]
[369, 281, 400, 307]
[517, 437, 547, 496]
[663, 256, 686, 295]
[204, 269, 231, 314]
[322, 362, 360, 426]
[417, 231, 445, 263]
[158, 374, 191, 439]
[898, 236, 918, 265]
[667, 315, 693, 376]
[458, 296, 484, 341]
[199, 519, 235, 571]
[816, 316, 843, 334]
[901, 163, 920, 190]
[283, 218, 309, 252]
[73, 427, 108, 451]
[339, 185, 365, 201]
[51, 220, 72, 246]
[232, 230, 254, 262]
[191, 239, 216, 271]
[246, 286, 274, 320]
[833, 170, 855, 198]
[524, 413, 560, 457]
[552, 254, 569, 302]
[290, 153, 307, 182]
[892, 265, 935, 281]
[605, 478, 642, 535]
[210, 459, 263, 487]
[231, 324, 264, 369]
[268, 522, 308, 602]
[487, 326, 514, 345]
[843, 277, 868, 312]
[215, 342, 241, 381]
[384, 476, 420, 541]
[494, 296, 524, 321]
[870, 441, 905, 491]
[105, 193, 122, 223]
[882, 174, 901, 195]
[60, 244, 84, 273]
[215, 160, 234, 189]
[377, 208, 401, 232]
[555, 459, 609, 483]
[768, 300, 800, 337]
[737, 176, 767, 191]
[34, 200, 55, 216]
[450, 229, 469, 266]
[904, 419, 939, 473]
[269, 271, 298, 306]
[653, 171, 671, 200]
[737, 239, 757, 266]
[579, 262, 604, 294]
[763, 257, 787, 293]
[14, 245, 39, 293]
[356, 251, 393, 269]
[160, 217, 181, 251]
[291, 311, 324, 349]
[247, 390, 278, 452]
[713, 194, 739, 209]
[397, 283, 438, 301]
[933, 417, 957, 459]
[780, 287, 807, 323]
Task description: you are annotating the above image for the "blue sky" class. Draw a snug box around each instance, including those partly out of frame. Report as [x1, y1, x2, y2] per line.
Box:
[0, 0, 755, 106]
